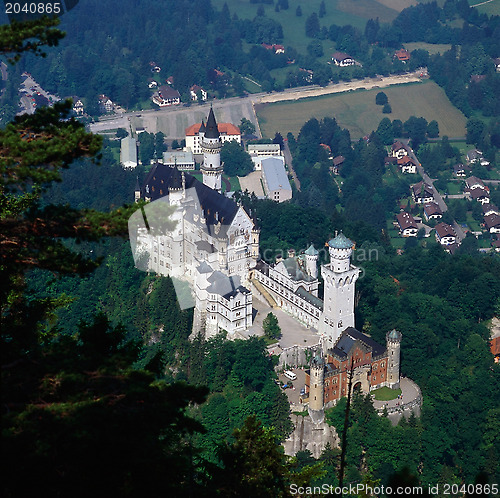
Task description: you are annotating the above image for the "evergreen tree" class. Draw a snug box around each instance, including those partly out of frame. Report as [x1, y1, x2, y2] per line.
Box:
[296, 5, 302, 17]
[319, 0, 326, 18]
[263, 312, 281, 340]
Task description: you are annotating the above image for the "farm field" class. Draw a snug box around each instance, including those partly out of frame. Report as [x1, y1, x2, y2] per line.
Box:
[469, 0, 500, 16]
[256, 80, 467, 140]
[211, 0, 398, 54]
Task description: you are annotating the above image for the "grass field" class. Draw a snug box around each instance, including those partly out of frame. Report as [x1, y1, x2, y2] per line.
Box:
[256, 80, 467, 140]
[211, 0, 398, 54]
[372, 386, 402, 401]
[403, 42, 452, 55]
[469, 0, 500, 16]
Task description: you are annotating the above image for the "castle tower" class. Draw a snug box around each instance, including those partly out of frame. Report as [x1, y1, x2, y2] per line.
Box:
[200, 107, 223, 192]
[304, 244, 318, 279]
[308, 354, 325, 424]
[386, 329, 402, 389]
[251, 227, 260, 262]
[319, 232, 360, 350]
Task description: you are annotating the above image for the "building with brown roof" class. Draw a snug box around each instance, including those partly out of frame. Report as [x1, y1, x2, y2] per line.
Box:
[396, 212, 418, 237]
[412, 181, 434, 204]
[394, 49, 411, 62]
[423, 202, 442, 221]
[152, 85, 181, 107]
[435, 222, 456, 246]
[331, 51, 356, 66]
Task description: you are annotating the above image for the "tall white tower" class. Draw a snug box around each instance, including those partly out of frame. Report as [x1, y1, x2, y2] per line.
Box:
[386, 329, 402, 389]
[200, 107, 223, 192]
[304, 244, 318, 279]
[319, 232, 360, 350]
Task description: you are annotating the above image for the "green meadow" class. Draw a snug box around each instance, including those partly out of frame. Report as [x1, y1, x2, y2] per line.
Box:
[256, 80, 467, 140]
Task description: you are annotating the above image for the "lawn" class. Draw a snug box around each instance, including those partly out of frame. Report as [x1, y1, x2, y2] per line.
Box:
[466, 212, 482, 232]
[403, 42, 452, 55]
[372, 386, 402, 401]
[446, 181, 462, 195]
[256, 80, 467, 140]
[211, 0, 399, 54]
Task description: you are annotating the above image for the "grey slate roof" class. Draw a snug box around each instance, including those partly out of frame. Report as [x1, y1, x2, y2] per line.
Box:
[261, 157, 292, 192]
[295, 286, 323, 311]
[205, 107, 220, 139]
[330, 327, 386, 359]
[141, 164, 241, 238]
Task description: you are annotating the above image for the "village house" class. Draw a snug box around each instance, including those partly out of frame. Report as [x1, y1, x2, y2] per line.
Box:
[98, 94, 113, 113]
[494, 57, 500, 72]
[152, 85, 181, 107]
[411, 181, 434, 204]
[394, 48, 411, 63]
[190, 85, 208, 101]
[423, 202, 443, 221]
[465, 176, 486, 191]
[331, 155, 345, 175]
[396, 212, 418, 237]
[397, 156, 417, 174]
[469, 188, 490, 205]
[331, 51, 356, 66]
[453, 164, 470, 177]
[484, 213, 500, 233]
[120, 136, 138, 169]
[299, 68, 313, 82]
[435, 222, 457, 246]
[70, 96, 84, 115]
[465, 149, 489, 166]
[483, 205, 500, 217]
[391, 141, 409, 159]
[261, 43, 285, 54]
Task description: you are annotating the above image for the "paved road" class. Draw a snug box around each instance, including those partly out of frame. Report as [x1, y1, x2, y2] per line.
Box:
[283, 141, 300, 191]
[89, 72, 425, 138]
[404, 139, 468, 244]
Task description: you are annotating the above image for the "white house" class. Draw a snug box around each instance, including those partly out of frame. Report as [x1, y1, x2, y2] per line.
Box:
[396, 212, 418, 237]
[423, 202, 442, 221]
[484, 214, 500, 234]
[412, 181, 434, 204]
[397, 156, 417, 174]
[435, 222, 456, 246]
[332, 51, 356, 66]
[248, 143, 282, 171]
[190, 85, 207, 101]
[152, 86, 181, 107]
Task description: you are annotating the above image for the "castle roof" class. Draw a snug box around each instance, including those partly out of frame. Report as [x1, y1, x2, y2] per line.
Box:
[330, 327, 386, 359]
[205, 107, 220, 139]
[304, 244, 318, 256]
[207, 272, 249, 299]
[185, 122, 240, 137]
[387, 329, 402, 342]
[199, 120, 206, 133]
[328, 232, 353, 249]
[280, 257, 315, 282]
[141, 163, 241, 238]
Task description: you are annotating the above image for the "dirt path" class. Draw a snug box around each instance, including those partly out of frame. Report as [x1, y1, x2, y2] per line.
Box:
[256, 72, 423, 105]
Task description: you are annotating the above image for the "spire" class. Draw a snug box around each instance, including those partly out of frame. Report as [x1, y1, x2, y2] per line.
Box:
[134, 176, 140, 192]
[205, 106, 219, 139]
[199, 120, 206, 133]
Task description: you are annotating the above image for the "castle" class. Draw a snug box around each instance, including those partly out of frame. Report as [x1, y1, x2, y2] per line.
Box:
[130, 107, 258, 338]
[131, 108, 401, 414]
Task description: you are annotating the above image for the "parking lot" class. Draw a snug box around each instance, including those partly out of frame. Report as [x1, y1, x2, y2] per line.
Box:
[278, 368, 308, 407]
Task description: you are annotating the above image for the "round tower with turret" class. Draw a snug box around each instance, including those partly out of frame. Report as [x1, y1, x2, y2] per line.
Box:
[200, 107, 223, 192]
[319, 232, 360, 350]
[308, 354, 325, 424]
[304, 244, 319, 279]
[386, 329, 402, 389]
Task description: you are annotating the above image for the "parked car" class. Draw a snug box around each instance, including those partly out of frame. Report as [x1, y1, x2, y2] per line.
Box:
[300, 388, 306, 396]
